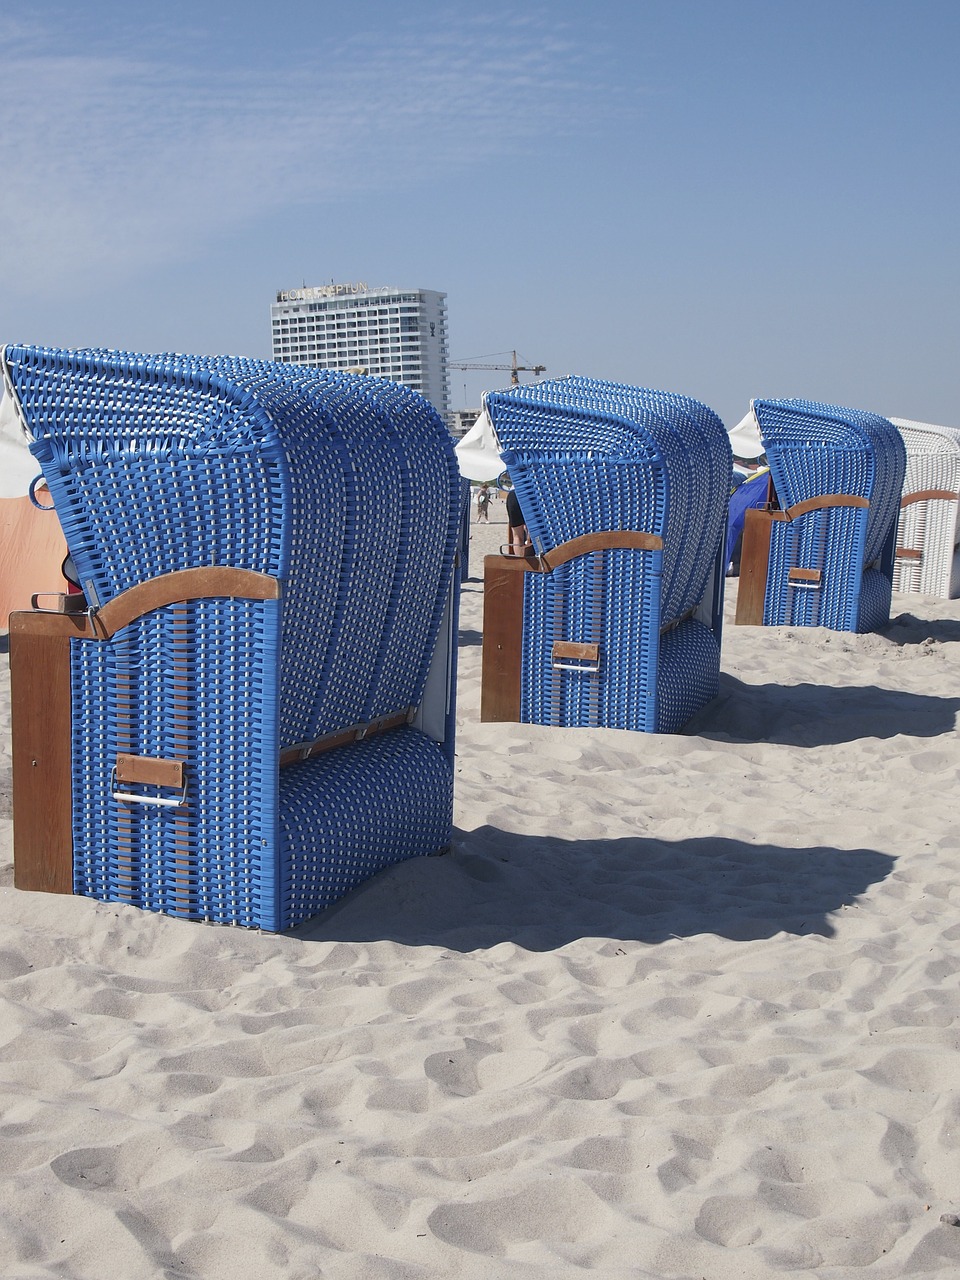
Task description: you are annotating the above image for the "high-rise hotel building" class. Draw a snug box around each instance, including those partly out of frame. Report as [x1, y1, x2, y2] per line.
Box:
[270, 282, 450, 421]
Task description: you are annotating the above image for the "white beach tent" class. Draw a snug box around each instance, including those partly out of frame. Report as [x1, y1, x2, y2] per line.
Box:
[728, 405, 765, 462]
[454, 401, 504, 482]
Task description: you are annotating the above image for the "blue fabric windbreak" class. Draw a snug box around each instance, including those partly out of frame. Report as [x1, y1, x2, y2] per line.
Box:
[726, 470, 770, 568]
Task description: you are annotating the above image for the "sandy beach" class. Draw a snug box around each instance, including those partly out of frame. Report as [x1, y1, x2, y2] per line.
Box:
[2, 496, 960, 1278]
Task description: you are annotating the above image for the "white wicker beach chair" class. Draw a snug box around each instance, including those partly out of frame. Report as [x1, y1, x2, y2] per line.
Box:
[889, 418, 960, 599]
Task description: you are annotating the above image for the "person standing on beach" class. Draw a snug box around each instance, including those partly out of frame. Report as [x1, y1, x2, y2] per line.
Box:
[476, 482, 491, 522]
[506, 485, 534, 556]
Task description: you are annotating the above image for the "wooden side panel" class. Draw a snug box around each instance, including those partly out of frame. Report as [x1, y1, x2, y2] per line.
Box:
[480, 556, 527, 722]
[735, 507, 775, 626]
[9, 617, 77, 893]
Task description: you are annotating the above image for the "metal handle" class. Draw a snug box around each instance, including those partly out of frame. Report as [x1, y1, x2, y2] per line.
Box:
[28, 475, 55, 510]
[552, 640, 600, 672]
[110, 767, 188, 808]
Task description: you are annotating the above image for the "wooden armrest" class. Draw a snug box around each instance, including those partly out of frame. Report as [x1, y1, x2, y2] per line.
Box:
[95, 567, 280, 637]
[775, 494, 869, 521]
[900, 489, 958, 508]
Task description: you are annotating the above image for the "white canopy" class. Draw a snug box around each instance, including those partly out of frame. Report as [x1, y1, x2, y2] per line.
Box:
[728, 404, 765, 461]
[0, 379, 40, 499]
[453, 403, 504, 482]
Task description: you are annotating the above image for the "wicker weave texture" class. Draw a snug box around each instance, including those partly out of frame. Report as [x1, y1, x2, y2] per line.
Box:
[488, 378, 730, 625]
[889, 418, 960, 598]
[4, 345, 461, 929]
[753, 399, 905, 633]
[279, 729, 452, 921]
[520, 549, 664, 732]
[485, 378, 729, 733]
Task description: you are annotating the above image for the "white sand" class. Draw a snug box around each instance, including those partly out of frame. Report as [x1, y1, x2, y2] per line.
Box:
[2, 500, 960, 1278]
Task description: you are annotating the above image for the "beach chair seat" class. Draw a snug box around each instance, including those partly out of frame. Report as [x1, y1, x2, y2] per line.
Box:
[888, 417, 960, 598]
[735, 399, 905, 632]
[3, 345, 461, 930]
[480, 378, 730, 734]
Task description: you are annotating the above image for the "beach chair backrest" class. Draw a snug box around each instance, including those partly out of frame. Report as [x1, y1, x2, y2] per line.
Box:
[486, 377, 731, 624]
[3, 347, 461, 749]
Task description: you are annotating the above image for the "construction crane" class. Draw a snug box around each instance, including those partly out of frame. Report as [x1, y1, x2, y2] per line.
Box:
[448, 350, 546, 387]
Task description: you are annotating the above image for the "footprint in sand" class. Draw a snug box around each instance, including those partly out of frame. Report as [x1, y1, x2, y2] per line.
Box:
[424, 1044, 549, 1095]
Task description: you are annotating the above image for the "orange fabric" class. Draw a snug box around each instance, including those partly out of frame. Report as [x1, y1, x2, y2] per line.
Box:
[0, 491, 68, 629]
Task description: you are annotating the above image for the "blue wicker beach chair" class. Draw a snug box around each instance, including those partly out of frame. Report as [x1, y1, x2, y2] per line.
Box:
[480, 377, 731, 734]
[735, 398, 905, 632]
[889, 417, 960, 599]
[3, 344, 461, 930]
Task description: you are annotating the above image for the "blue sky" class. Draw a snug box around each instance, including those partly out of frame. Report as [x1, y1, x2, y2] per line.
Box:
[1, 1, 957, 428]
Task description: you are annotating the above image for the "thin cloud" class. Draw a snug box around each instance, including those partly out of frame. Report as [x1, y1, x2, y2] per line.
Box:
[0, 9, 638, 293]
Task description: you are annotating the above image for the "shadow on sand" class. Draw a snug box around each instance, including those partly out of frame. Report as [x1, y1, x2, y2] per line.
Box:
[883, 613, 960, 646]
[689, 675, 960, 746]
[291, 827, 895, 952]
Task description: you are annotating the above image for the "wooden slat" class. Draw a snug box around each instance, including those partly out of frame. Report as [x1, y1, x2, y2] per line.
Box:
[481, 555, 526, 722]
[9, 615, 78, 894]
[788, 567, 822, 584]
[9, 611, 96, 640]
[552, 640, 600, 663]
[735, 507, 775, 626]
[279, 710, 410, 767]
[115, 753, 184, 789]
[485, 530, 662, 576]
[485, 554, 545, 574]
[896, 546, 922, 561]
[29, 592, 88, 614]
